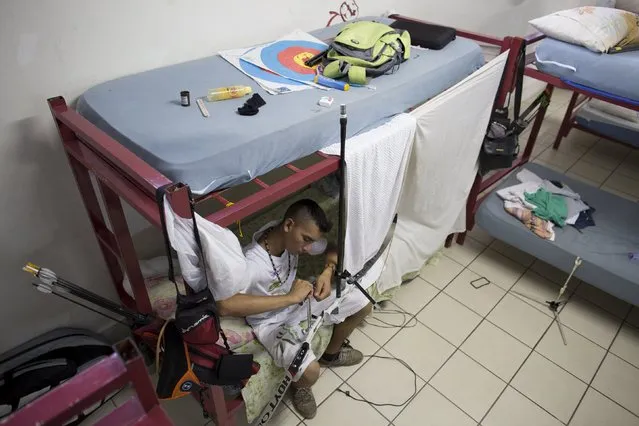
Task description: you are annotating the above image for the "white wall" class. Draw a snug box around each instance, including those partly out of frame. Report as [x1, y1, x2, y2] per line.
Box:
[0, 0, 592, 353]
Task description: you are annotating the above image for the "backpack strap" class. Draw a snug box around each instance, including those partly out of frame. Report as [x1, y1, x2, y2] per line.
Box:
[154, 185, 232, 353]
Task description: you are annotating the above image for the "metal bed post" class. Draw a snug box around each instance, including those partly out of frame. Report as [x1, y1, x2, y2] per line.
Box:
[553, 91, 581, 149]
[455, 35, 528, 245]
[48, 97, 152, 314]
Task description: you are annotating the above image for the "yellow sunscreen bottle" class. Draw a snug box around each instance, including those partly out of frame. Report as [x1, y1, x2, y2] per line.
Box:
[207, 86, 253, 102]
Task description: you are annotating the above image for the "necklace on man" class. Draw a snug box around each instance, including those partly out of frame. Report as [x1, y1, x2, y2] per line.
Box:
[263, 228, 292, 286]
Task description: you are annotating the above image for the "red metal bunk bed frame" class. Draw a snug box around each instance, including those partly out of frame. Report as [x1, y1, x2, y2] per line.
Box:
[456, 31, 639, 246]
[47, 14, 524, 426]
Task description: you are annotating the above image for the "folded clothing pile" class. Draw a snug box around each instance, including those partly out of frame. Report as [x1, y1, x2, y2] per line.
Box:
[497, 169, 595, 241]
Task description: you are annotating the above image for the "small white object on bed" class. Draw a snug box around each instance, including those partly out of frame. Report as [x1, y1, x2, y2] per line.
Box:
[529, 6, 634, 52]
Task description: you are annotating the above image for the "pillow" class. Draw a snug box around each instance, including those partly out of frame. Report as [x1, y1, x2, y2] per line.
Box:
[529, 6, 633, 52]
[616, 0, 639, 14]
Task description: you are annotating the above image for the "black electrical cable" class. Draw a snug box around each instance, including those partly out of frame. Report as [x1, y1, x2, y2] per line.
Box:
[364, 308, 418, 329]
[336, 354, 419, 407]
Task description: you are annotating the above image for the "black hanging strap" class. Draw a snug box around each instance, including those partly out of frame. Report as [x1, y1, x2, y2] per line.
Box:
[154, 185, 232, 353]
[155, 184, 180, 294]
[184, 187, 232, 353]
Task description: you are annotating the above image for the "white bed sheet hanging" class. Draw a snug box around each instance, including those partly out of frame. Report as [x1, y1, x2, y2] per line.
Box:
[376, 51, 509, 294]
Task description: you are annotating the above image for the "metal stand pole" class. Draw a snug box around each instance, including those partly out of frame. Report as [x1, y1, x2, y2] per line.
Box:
[510, 257, 582, 345]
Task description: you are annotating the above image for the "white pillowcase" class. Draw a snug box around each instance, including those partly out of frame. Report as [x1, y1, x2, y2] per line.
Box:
[529, 6, 632, 52]
[588, 98, 639, 123]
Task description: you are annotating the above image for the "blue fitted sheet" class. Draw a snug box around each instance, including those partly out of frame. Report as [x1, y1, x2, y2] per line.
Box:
[535, 37, 639, 103]
[476, 163, 639, 307]
[76, 17, 484, 194]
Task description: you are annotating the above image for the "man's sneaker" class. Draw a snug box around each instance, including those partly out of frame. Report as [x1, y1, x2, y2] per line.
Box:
[291, 386, 317, 419]
[318, 340, 364, 367]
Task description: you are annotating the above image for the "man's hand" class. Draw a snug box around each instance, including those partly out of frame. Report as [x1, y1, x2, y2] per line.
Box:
[287, 279, 313, 304]
[314, 267, 334, 301]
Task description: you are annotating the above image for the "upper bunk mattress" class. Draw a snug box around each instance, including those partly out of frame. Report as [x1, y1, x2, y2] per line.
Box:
[476, 163, 639, 306]
[534, 37, 639, 103]
[77, 17, 484, 194]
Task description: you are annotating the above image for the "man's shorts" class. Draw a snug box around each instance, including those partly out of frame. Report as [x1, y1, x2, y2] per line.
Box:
[252, 288, 370, 381]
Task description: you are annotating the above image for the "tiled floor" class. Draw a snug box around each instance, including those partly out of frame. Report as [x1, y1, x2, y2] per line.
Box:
[87, 90, 639, 425]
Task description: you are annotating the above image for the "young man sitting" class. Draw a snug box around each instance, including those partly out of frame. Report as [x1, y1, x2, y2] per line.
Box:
[216, 199, 372, 419]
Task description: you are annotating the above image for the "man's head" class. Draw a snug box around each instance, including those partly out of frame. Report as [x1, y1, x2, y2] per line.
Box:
[280, 199, 332, 255]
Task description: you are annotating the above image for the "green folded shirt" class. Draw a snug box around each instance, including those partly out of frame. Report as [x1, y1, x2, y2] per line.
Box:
[524, 188, 568, 227]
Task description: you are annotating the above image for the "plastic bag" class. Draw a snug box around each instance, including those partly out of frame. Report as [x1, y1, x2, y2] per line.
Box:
[163, 199, 248, 301]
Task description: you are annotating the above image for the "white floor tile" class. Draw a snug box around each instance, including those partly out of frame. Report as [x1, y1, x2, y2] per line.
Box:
[467, 248, 526, 291]
[430, 351, 506, 422]
[603, 172, 639, 199]
[461, 321, 531, 382]
[536, 323, 607, 383]
[444, 269, 506, 317]
[611, 324, 639, 369]
[419, 254, 464, 290]
[552, 135, 593, 158]
[489, 240, 535, 267]
[574, 283, 631, 319]
[569, 388, 639, 426]
[483, 386, 564, 426]
[359, 302, 406, 347]
[487, 294, 553, 347]
[591, 139, 631, 161]
[530, 259, 578, 287]
[385, 321, 455, 381]
[391, 277, 439, 315]
[443, 237, 486, 267]
[313, 368, 343, 407]
[347, 349, 425, 421]
[305, 383, 388, 426]
[467, 226, 495, 245]
[617, 154, 639, 181]
[394, 385, 477, 426]
[581, 150, 625, 171]
[534, 158, 570, 174]
[567, 159, 613, 185]
[537, 148, 579, 172]
[417, 292, 482, 346]
[565, 171, 600, 188]
[560, 295, 623, 348]
[592, 353, 639, 417]
[511, 352, 587, 423]
[510, 270, 576, 317]
[333, 328, 380, 380]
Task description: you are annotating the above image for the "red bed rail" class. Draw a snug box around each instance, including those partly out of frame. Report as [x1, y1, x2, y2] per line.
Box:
[48, 15, 523, 424]
[1, 338, 173, 426]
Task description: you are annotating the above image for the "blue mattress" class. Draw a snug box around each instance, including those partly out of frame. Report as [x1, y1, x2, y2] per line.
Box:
[535, 37, 639, 103]
[476, 163, 639, 307]
[77, 17, 484, 194]
[575, 103, 639, 148]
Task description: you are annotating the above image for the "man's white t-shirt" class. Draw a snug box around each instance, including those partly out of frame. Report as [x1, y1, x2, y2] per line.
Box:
[243, 221, 301, 328]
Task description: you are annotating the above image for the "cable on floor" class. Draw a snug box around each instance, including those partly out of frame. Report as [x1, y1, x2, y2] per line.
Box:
[364, 307, 418, 329]
[336, 354, 419, 407]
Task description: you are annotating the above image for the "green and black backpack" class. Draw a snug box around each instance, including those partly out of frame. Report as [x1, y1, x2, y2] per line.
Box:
[322, 20, 411, 85]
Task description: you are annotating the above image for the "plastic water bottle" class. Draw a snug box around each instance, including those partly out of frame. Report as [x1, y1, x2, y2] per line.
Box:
[206, 85, 253, 102]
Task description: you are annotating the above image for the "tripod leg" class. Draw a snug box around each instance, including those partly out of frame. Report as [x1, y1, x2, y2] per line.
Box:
[553, 309, 568, 346]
